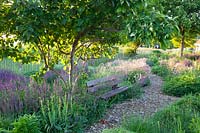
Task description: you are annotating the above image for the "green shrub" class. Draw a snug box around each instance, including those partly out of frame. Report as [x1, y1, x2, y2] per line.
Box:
[126, 70, 145, 84]
[12, 114, 40, 133]
[146, 56, 159, 67]
[146, 60, 155, 67]
[122, 43, 139, 57]
[76, 94, 108, 125]
[153, 95, 200, 133]
[108, 83, 143, 105]
[189, 115, 200, 132]
[160, 53, 169, 60]
[40, 95, 86, 133]
[122, 116, 154, 133]
[162, 71, 200, 97]
[152, 50, 162, 56]
[123, 47, 137, 57]
[151, 65, 171, 77]
[0, 115, 14, 131]
[77, 72, 88, 89]
[0, 114, 40, 133]
[153, 106, 198, 133]
[153, 95, 200, 132]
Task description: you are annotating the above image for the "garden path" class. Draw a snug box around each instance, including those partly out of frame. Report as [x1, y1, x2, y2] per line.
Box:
[86, 69, 179, 133]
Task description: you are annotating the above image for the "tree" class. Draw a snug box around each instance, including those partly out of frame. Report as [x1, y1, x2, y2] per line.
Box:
[159, 0, 200, 56]
[0, 0, 142, 100]
[123, 0, 176, 49]
[171, 32, 197, 49]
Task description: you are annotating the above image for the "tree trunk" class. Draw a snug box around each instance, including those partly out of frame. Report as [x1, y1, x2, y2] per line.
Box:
[180, 28, 185, 57]
[68, 32, 85, 101]
[67, 29, 89, 101]
[68, 42, 77, 102]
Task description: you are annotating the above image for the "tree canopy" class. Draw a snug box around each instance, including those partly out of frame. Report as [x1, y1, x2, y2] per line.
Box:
[159, 0, 200, 56]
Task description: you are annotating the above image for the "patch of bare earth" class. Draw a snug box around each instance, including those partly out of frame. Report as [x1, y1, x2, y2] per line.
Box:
[85, 58, 179, 133]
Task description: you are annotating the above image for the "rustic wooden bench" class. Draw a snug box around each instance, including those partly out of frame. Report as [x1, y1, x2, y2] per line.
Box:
[87, 75, 129, 100]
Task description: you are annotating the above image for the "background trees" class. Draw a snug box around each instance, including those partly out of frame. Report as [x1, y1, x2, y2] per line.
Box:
[159, 0, 200, 56]
[125, 0, 175, 49]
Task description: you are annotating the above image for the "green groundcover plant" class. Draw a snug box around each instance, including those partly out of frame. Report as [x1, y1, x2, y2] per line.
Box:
[151, 64, 171, 78]
[162, 71, 200, 97]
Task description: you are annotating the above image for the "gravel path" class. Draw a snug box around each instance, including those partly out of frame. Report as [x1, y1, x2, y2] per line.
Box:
[85, 74, 179, 133]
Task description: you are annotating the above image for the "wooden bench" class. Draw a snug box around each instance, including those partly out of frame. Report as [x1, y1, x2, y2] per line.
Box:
[87, 75, 129, 100]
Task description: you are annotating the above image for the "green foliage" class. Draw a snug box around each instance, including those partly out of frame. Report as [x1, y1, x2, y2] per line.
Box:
[121, 42, 140, 57]
[0, 114, 40, 133]
[171, 35, 196, 48]
[159, 0, 200, 33]
[126, 70, 145, 83]
[123, 47, 137, 57]
[151, 65, 171, 77]
[159, 0, 200, 55]
[77, 72, 88, 89]
[152, 50, 162, 56]
[126, 1, 175, 48]
[162, 71, 200, 97]
[40, 95, 86, 133]
[146, 55, 159, 67]
[40, 95, 69, 133]
[189, 115, 200, 132]
[153, 95, 200, 133]
[76, 94, 108, 125]
[23, 70, 38, 77]
[159, 53, 169, 60]
[0, 115, 14, 131]
[121, 116, 154, 133]
[11, 114, 40, 133]
[109, 83, 143, 105]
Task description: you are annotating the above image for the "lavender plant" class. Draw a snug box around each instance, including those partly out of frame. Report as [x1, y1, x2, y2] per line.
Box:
[0, 70, 65, 115]
[0, 70, 27, 90]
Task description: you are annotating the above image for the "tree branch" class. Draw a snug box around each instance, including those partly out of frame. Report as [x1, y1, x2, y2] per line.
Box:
[36, 37, 48, 68]
[57, 43, 70, 55]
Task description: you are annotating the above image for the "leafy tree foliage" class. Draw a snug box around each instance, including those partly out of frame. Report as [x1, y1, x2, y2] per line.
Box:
[0, 0, 140, 99]
[159, 0, 200, 56]
[125, 0, 176, 48]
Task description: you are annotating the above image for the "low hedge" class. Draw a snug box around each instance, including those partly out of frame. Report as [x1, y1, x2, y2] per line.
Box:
[162, 71, 200, 97]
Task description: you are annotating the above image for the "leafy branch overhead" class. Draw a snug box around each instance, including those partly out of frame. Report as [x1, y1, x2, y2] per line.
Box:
[159, 0, 200, 56]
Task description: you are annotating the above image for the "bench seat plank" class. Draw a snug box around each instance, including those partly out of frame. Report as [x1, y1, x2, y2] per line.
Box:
[87, 75, 118, 87]
[88, 79, 121, 93]
[100, 86, 129, 100]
